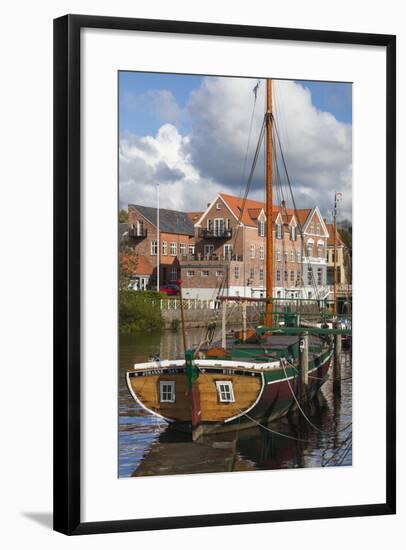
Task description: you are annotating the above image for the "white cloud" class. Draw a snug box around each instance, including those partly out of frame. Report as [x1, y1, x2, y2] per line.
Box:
[120, 77, 352, 221]
[119, 124, 222, 211]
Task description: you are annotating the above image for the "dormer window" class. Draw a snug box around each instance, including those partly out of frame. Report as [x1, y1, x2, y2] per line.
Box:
[316, 223, 321, 235]
[258, 220, 265, 237]
[276, 223, 283, 239]
[290, 226, 296, 241]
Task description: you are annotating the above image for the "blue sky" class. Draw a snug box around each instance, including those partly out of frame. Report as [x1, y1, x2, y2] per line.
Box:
[119, 72, 352, 136]
[119, 72, 352, 220]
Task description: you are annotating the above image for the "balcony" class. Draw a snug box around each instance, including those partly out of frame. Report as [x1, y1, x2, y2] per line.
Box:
[198, 228, 232, 239]
[180, 253, 243, 267]
[129, 227, 147, 238]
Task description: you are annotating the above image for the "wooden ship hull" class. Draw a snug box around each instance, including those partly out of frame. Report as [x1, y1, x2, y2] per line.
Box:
[126, 336, 332, 439]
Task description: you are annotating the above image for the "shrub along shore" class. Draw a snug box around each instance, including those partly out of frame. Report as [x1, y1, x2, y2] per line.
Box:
[119, 290, 163, 334]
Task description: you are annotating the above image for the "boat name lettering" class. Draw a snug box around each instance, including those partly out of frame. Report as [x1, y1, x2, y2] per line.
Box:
[140, 368, 181, 376]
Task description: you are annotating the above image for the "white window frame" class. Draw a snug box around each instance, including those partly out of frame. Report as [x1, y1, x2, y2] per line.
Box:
[170, 268, 178, 281]
[214, 218, 224, 236]
[224, 244, 233, 259]
[150, 240, 157, 256]
[179, 243, 187, 256]
[260, 245, 265, 260]
[215, 381, 235, 403]
[189, 244, 195, 255]
[216, 202, 221, 210]
[186, 270, 194, 277]
[291, 250, 295, 263]
[162, 241, 167, 256]
[284, 251, 289, 263]
[225, 218, 231, 230]
[204, 244, 214, 257]
[159, 381, 176, 403]
[170, 242, 177, 256]
[317, 240, 324, 258]
[258, 220, 265, 237]
[291, 226, 296, 241]
[201, 270, 209, 277]
[250, 244, 255, 259]
[276, 223, 283, 239]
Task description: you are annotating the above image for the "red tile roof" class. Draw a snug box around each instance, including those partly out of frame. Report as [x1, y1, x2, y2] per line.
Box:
[219, 193, 310, 227]
[136, 256, 154, 276]
[187, 211, 204, 223]
[326, 223, 345, 246]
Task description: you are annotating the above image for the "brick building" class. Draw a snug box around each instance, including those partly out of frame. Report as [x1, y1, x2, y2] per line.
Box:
[128, 204, 195, 289]
[325, 222, 351, 304]
[181, 193, 329, 300]
[124, 193, 329, 299]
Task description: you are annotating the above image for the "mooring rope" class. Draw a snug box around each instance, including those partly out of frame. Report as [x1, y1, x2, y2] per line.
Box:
[280, 358, 352, 435]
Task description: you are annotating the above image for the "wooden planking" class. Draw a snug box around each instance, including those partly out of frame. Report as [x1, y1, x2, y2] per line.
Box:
[198, 373, 261, 422]
[129, 374, 191, 421]
[129, 371, 262, 424]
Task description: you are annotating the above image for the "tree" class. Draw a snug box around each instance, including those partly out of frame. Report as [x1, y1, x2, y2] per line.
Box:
[119, 208, 128, 223]
[119, 246, 138, 290]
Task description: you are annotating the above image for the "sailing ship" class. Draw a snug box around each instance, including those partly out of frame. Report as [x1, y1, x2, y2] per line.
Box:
[126, 80, 348, 440]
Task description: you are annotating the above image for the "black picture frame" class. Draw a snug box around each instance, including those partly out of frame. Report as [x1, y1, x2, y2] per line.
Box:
[53, 14, 396, 535]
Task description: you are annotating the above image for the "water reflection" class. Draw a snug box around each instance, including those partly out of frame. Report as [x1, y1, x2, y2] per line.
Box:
[119, 328, 352, 477]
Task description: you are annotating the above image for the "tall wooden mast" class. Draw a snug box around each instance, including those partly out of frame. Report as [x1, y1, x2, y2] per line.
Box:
[264, 79, 273, 327]
[333, 192, 337, 319]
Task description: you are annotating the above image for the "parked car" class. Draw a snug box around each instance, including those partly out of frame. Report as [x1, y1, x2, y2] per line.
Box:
[159, 284, 180, 296]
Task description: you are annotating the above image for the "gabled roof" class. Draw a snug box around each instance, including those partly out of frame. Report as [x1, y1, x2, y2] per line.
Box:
[129, 204, 195, 236]
[194, 192, 315, 229]
[136, 256, 154, 276]
[294, 208, 313, 227]
[326, 223, 345, 246]
[301, 206, 329, 236]
[219, 193, 265, 227]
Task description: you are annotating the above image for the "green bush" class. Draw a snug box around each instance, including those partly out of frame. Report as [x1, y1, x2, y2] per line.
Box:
[119, 290, 163, 333]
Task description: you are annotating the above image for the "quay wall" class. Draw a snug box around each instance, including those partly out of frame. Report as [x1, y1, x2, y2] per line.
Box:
[161, 306, 260, 329]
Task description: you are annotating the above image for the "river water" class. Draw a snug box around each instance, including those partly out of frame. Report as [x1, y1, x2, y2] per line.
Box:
[119, 328, 352, 477]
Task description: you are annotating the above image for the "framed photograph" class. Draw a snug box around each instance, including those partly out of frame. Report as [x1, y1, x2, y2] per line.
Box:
[53, 14, 396, 535]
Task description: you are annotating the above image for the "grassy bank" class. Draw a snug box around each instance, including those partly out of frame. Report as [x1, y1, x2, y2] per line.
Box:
[119, 290, 163, 334]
